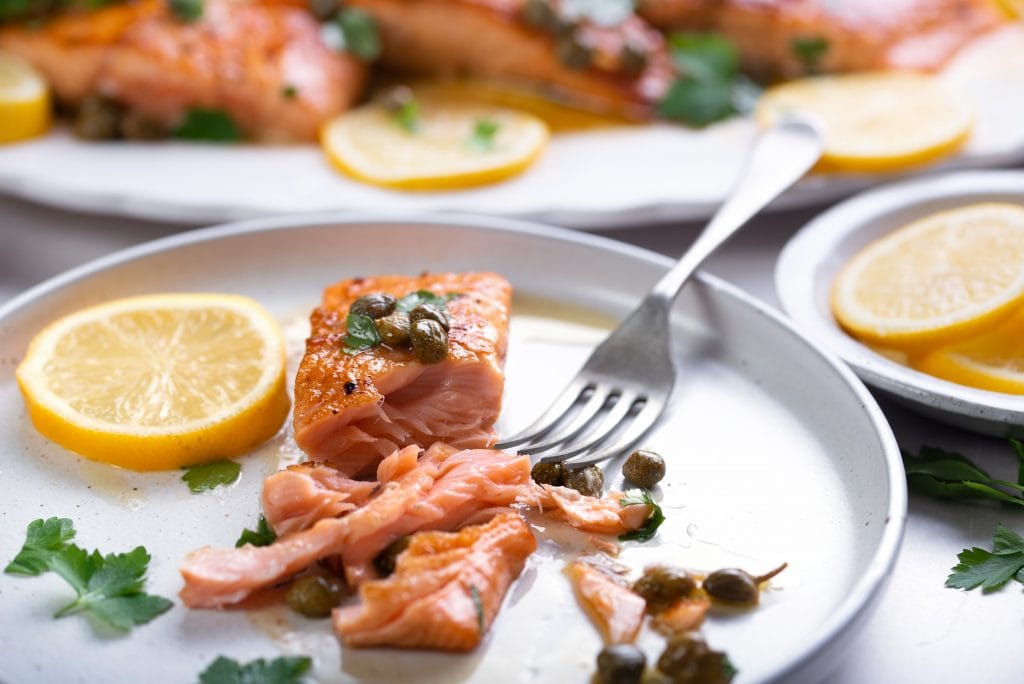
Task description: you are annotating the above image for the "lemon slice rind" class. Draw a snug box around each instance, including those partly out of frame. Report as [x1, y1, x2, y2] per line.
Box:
[0, 52, 50, 144]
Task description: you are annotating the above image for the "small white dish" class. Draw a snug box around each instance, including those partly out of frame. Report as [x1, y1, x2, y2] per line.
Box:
[776, 170, 1024, 436]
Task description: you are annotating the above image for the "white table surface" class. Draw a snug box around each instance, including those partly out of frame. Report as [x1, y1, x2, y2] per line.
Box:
[2, 191, 1023, 683]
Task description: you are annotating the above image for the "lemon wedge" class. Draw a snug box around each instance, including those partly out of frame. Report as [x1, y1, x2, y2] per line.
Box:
[0, 52, 50, 144]
[321, 92, 549, 190]
[913, 312, 1024, 394]
[756, 71, 973, 173]
[831, 203, 1024, 349]
[16, 293, 290, 471]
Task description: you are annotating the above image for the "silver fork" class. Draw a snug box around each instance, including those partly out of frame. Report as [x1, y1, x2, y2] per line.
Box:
[496, 118, 824, 468]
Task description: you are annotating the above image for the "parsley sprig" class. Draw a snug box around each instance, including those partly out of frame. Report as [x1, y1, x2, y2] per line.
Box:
[174, 108, 243, 143]
[903, 439, 1024, 507]
[946, 524, 1024, 593]
[336, 7, 381, 61]
[468, 118, 500, 151]
[618, 488, 666, 542]
[182, 459, 242, 493]
[199, 655, 312, 684]
[4, 517, 172, 633]
[657, 33, 757, 127]
[236, 515, 277, 548]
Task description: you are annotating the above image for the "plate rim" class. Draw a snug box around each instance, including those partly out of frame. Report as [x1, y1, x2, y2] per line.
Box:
[775, 169, 1024, 434]
[1, 211, 907, 682]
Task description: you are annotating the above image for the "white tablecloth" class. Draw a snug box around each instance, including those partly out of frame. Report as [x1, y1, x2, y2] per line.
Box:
[3, 192, 1022, 683]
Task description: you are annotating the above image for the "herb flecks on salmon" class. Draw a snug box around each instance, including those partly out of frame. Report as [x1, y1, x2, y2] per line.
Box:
[334, 511, 536, 651]
[293, 272, 511, 478]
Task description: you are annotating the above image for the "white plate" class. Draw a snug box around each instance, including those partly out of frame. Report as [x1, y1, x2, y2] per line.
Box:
[0, 27, 1022, 228]
[0, 214, 904, 683]
[776, 170, 1024, 436]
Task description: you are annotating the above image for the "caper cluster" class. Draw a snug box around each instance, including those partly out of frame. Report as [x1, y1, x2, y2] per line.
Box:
[519, 0, 649, 74]
[530, 461, 604, 496]
[596, 635, 733, 684]
[73, 94, 167, 141]
[349, 293, 451, 364]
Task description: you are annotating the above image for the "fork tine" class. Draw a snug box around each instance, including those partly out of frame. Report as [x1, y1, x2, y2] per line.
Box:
[556, 401, 663, 469]
[494, 380, 593, 449]
[538, 392, 642, 463]
[518, 387, 617, 454]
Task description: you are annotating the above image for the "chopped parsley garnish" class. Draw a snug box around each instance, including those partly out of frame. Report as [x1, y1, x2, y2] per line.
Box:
[198, 655, 313, 684]
[658, 33, 756, 127]
[337, 7, 381, 61]
[386, 91, 421, 133]
[173, 108, 243, 143]
[395, 290, 460, 313]
[168, 0, 202, 22]
[6, 517, 172, 633]
[468, 118, 500, 151]
[236, 516, 277, 548]
[469, 584, 485, 633]
[903, 440, 1024, 507]
[946, 523, 1024, 593]
[282, 84, 298, 100]
[342, 312, 382, 354]
[561, 0, 634, 27]
[617, 489, 666, 542]
[791, 36, 829, 74]
[182, 459, 242, 493]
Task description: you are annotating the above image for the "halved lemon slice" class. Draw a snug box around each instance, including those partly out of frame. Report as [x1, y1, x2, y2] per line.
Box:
[831, 203, 1024, 349]
[321, 92, 549, 190]
[756, 71, 973, 173]
[913, 312, 1024, 394]
[0, 52, 50, 144]
[16, 293, 290, 471]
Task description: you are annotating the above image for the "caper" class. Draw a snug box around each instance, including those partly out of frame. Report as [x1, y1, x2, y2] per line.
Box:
[619, 42, 648, 75]
[73, 94, 123, 141]
[373, 535, 411, 578]
[285, 574, 347, 618]
[410, 319, 449, 364]
[522, 0, 559, 31]
[596, 644, 646, 684]
[563, 464, 603, 496]
[556, 32, 593, 70]
[409, 302, 450, 331]
[622, 449, 666, 489]
[308, 0, 338, 21]
[657, 634, 733, 683]
[702, 562, 788, 606]
[120, 110, 167, 140]
[376, 311, 411, 347]
[530, 461, 564, 486]
[350, 293, 396, 319]
[632, 565, 697, 613]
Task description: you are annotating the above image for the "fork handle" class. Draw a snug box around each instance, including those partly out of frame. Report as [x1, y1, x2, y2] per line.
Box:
[648, 118, 824, 305]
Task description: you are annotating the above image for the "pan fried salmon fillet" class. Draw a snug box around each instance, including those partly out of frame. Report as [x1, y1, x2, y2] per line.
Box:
[567, 560, 646, 644]
[293, 272, 511, 478]
[346, 0, 674, 119]
[334, 511, 536, 650]
[639, 0, 1004, 76]
[0, 0, 367, 141]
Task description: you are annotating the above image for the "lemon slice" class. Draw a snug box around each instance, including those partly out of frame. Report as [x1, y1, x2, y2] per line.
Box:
[996, 0, 1022, 17]
[321, 92, 549, 190]
[16, 293, 290, 471]
[756, 71, 973, 173]
[0, 52, 50, 144]
[913, 312, 1024, 394]
[831, 203, 1024, 349]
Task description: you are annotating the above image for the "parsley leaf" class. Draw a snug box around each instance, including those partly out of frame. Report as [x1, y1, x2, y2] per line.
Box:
[5, 517, 75, 576]
[468, 118, 500, 151]
[469, 584, 485, 634]
[946, 524, 1024, 593]
[791, 36, 829, 74]
[198, 655, 313, 684]
[386, 91, 420, 133]
[168, 0, 202, 22]
[657, 33, 752, 127]
[337, 7, 381, 61]
[49, 545, 172, 632]
[903, 442, 1024, 506]
[236, 516, 277, 548]
[395, 290, 459, 313]
[617, 489, 666, 542]
[174, 108, 243, 143]
[342, 313, 382, 355]
[182, 459, 242, 493]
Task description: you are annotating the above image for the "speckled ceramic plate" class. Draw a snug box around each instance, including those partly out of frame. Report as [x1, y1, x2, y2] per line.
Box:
[0, 214, 904, 683]
[776, 170, 1024, 436]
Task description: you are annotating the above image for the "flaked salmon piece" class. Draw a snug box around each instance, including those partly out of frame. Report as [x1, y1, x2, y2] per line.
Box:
[0, 0, 367, 141]
[179, 444, 531, 606]
[346, 0, 674, 119]
[567, 560, 646, 645]
[293, 272, 511, 478]
[334, 511, 536, 651]
[519, 484, 654, 535]
[261, 463, 379, 536]
[638, 0, 1004, 77]
[651, 596, 711, 635]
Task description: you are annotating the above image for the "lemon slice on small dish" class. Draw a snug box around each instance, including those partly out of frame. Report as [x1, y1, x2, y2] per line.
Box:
[0, 52, 50, 144]
[831, 203, 1024, 349]
[756, 71, 973, 173]
[321, 92, 549, 190]
[16, 293, 290, 471]
[913, 312, 1024, 394]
